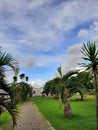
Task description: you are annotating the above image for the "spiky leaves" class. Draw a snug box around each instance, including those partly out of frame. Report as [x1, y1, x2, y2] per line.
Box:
[0, 99, 19, 127]
[0, 49, 19, 127]
[61, 70, 79, 102]
[81, 42, 98, 71]
[0, 80, 19, 127]
[0, 52, 19, 75]
[57, 66, 62, 78]
[81, 41, 98, 130]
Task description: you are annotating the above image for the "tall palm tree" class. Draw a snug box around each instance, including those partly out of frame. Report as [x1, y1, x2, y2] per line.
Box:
[81, 42, 98, 130]
[57, 66, 78, 118]
[0, 49, 19, 127]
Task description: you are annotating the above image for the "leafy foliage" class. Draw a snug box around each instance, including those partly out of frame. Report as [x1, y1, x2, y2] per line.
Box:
[44, 77, 60, 95]
[0, 48, 19, 127]
[0, 51, 19, 75]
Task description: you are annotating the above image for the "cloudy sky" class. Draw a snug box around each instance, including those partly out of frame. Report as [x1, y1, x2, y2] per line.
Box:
[0, 0, 98, 87]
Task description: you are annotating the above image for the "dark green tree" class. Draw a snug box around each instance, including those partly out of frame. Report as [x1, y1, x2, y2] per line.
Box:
[66, 71, 92, 100]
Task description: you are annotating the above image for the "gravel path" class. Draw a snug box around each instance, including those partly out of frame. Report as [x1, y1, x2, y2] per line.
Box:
[13, 101, 55, 130]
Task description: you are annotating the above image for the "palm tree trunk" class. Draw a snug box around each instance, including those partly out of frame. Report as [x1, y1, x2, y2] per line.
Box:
[64, 94, 73, 118]
[94, 71, 98, 130]
[96, 91, 98, 130]
[61, 87, 73, 118]
[78, 90, 84, 100]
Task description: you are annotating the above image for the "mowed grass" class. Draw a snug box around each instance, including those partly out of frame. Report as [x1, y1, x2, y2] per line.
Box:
[33, 95, 96, 130]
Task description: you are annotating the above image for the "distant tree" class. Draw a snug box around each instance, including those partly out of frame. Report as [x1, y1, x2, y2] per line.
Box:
[44, 80, 52, 95]
[66, 71, 93, 100]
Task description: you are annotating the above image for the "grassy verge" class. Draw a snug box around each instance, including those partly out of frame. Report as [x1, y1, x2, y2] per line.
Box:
[33, 95, 96, 130]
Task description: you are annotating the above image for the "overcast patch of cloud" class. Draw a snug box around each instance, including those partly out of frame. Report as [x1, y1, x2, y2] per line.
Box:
[0, 0, 98, 53]
[51, 0, 98, 31]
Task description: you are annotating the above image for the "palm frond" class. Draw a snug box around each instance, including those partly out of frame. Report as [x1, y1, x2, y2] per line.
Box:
[57, 66, 62, 77]
[1, 100, 19, 127]
[0, 52, 19, 75]
[81, 42, 98, 70]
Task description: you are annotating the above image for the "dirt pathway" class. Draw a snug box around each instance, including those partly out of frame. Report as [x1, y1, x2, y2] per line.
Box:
[13, 101, 55, 130]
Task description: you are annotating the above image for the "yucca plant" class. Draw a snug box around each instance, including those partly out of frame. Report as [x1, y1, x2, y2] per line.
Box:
[0, 48, 19, 127]
[81, 42, 98, 130]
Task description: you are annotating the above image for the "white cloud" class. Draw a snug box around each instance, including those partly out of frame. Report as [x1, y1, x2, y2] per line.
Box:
[51, 0, 98, 31]
[36, 54, 65, 67]
[61, 43, 83, 75]
[78, 21, 98, 40]
[93, 22, 98, 33]
[31, 79, 45, 88]
[78, 29, 89, 38]
[20, 29, 63, 52]
[28, 0, 50, 10]
[31, 80, 35, 86]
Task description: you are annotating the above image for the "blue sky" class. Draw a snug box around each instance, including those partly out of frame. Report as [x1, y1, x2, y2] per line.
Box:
[0, 0, 98, 87]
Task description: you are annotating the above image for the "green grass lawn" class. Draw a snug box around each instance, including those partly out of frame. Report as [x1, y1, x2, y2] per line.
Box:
[0, 111, 11, 130]
[33, 95, 96, 130]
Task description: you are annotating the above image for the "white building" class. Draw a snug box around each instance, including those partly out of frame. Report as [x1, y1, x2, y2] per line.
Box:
[33, 87, 43, 96]
[0, 89, 10, 99]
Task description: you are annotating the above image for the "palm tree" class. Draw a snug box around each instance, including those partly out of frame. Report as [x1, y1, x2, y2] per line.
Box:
[25, 76, 29, 82]
[57, 66, 78, 118]
[66, 71, 91, 101]
[13, 76, 17, 83]
[20, 73, 25, 82]
[81, 42, 98, 130]
[0, 48, 19, 127]
[0, 79, 19, 126]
